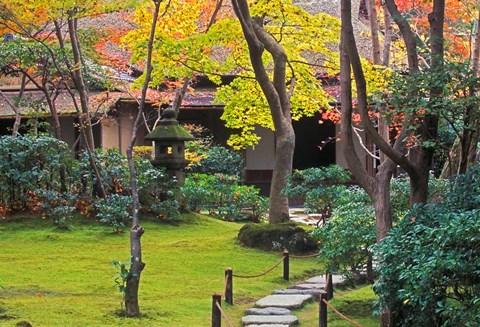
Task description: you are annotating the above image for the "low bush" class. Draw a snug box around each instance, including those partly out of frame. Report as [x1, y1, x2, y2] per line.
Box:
[311, 186, 376, 277]
[189, 146, 244, 178]
[95, 194, 131, 233]
[183, 173, 268, 222]
[238, 223, 318, 254]
[0, 136, 74, 214]
[283, 165, 350, 216]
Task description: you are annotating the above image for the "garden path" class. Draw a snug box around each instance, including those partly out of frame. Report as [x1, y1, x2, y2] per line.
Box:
[241, 274, 345, 326]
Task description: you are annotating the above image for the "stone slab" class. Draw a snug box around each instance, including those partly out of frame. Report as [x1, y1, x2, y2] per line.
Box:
[245, 307, 292, 316]
[255, 294, 312, 309]
[273, 288, 323, 300]
[305, 275, 345, 284]
[242, 314, 298, 326]
[246, 325, 290, 327]
[288, 283, 324, 290]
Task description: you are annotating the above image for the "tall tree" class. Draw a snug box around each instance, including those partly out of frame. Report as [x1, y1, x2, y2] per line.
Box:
[126, 0, 340, 223]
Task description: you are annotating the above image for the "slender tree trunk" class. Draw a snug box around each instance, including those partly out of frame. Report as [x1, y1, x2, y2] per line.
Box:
[382, 4, 392, 66]
[366, 0, 381, 64]
[67, 17, 96, 152]
[124, 0, 162, 316]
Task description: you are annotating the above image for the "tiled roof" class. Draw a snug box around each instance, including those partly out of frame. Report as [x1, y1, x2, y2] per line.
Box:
[0, 90, 120, 117]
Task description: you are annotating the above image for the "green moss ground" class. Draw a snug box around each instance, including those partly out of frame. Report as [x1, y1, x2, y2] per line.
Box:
[0, 214, 326, 326]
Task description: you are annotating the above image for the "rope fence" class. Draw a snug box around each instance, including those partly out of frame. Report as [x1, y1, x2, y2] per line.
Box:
[231, 256, 285, 278]
[320, 293, 365, 327]
[215, 301, 235, 327]
[290, 253, 319, 259]
[212, 249, 320, 326]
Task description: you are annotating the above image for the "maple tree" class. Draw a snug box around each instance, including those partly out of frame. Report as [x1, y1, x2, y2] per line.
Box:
[126, 0, 342, 223]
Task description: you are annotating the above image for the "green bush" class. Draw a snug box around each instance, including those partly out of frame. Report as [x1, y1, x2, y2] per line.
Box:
[283, 165, 350, 215]
[190, 146, 244, 178]
[95, 194, 131, 233]
[36, 189, 77, 230]
[311, 186, 376, 276]
[374, 167, 480, 326]
[0, 136, 74, 213]
[183, 173, 268, 222]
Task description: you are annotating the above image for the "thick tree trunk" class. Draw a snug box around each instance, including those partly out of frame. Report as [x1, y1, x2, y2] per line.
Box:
[374, 160, 394, 241]
[269, 126, 295, 223]
[232, 0, 294, 223]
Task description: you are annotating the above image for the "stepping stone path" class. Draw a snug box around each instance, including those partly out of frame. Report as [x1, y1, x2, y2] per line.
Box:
[241, 274, 345, 326]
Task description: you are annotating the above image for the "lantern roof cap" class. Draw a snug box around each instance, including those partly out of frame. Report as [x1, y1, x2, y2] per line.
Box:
[144, 108, 193, 141]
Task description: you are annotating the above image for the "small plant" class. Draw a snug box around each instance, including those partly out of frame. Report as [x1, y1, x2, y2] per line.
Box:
[35, 189, 77, 230]
[112, 259, 131, 313]
[96, 194, 131, 233]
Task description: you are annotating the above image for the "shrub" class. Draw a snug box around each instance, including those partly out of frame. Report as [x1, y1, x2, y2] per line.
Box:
[35, 189, 77, 230]
[374, 204, 480, 326]
[190, 146, 244, 178]
[374, 167, 480, 326]
[311, 186, 376, 276]
[183, 173, 268, 222]
[0, 135, 74, 213]
[95, 194, 131, 233]
[238, 223, 318, 254]
[283, 165, 350, 216]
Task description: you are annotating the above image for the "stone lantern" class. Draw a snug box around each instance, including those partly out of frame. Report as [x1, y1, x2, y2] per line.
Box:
[144, 108, 193, 185]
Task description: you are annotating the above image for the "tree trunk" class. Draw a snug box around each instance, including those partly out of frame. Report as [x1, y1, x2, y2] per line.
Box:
[124, 0, 162, 316]
[66, 16, 107, 199]
[374, 160, 394, 241]
[125, 225, 145, 317]
[366, 0, 381, 64]
[382, 4, 392, 66]
[232, 0, 294, 223]
[67, 17, 96, 152]
[269, 125, 295, 223]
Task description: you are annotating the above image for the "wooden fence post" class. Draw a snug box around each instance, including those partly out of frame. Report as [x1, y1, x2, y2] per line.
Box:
[212, 293, 222, 327]
[225, 268, 233, 305]
[283, 250, 289, 281]
[325, 272, 333, 300]
[319, 292, 328, 327]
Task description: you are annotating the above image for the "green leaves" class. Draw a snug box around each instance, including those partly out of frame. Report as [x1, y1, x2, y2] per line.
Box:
[373, 172, 480, 326]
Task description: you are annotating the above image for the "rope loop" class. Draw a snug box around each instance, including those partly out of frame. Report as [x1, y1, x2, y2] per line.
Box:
[232, 256, 285, 278]
[322, 298, 365, 327]
[215, 301, 235, 327]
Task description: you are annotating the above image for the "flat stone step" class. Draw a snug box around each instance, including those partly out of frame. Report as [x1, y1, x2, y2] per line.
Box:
[245, 307, 292, 315]
[273, 288, 323, 300]
[256, 294, 312, 309]
[288, 283, 324, 290]
[305, 275, 345, 285]
[242, 314, 298, 326]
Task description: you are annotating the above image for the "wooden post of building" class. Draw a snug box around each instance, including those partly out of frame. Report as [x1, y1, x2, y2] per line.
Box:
[325, 272, 333, 300]
[212, 293, 222, 327]
[225, 268, 233, 305]
[319, 292, 328, 327]
[283, 250, 289, 281]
